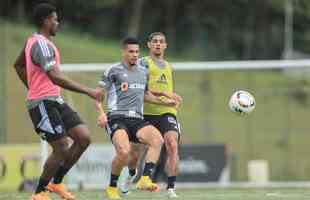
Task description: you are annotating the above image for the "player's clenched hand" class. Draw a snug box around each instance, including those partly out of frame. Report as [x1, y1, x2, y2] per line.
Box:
[88, 88, 104, 101]
[172, 92, 182, 106]
[162, 92, 182, 108]
[172, 92, 183, 104]
[97, 113, 108, 128]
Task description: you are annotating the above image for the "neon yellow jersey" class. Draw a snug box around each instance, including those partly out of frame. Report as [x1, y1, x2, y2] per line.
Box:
[143, 56, 177, 116]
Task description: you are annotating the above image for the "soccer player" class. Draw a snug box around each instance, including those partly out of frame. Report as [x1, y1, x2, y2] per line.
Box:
[143, 32, 182, 198]
[125, 32, 182, 198]
[95, 37, 177, 199]
[14, 3, 102, 200]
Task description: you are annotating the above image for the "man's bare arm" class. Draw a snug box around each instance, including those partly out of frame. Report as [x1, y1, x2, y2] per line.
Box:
[13, 48, 28, 88]
[47, 67, 102, 100]
[95, 88, 108, 128]
[144, 90, 177, 107]
[149, 90, 183, 105]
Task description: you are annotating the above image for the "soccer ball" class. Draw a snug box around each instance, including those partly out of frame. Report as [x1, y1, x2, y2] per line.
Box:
[229, 90, 255, 114]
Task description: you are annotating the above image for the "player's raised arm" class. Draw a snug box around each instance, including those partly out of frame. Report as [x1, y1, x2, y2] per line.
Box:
[14, 47, 28, 88]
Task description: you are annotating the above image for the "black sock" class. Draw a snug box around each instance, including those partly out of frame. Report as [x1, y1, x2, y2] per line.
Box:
[35, 178, 49, 193]
[143, 162, 156, 177]
[167, 176, 176, 189]
[53, 166, 70, 184]
[110, 174, 119, 187]
[129, 168, 136, 177]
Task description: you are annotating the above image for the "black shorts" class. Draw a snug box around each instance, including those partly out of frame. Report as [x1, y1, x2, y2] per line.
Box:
[144, 113, 181, 136]
[105, 116, 149, 143]
[28, 100, 84, 142]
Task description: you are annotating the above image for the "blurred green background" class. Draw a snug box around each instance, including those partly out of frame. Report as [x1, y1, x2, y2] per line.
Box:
[1, 0, 310, 182]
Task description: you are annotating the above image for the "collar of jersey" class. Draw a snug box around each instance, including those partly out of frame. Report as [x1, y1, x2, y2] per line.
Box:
[149, 55, 167, 69]
[121, 62, 138, 71]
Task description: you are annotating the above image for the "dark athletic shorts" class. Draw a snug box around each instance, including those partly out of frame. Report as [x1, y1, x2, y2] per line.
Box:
[105, 115, 149, 143]
[28, 100, 84, 142]
[143, 113, 181, 136]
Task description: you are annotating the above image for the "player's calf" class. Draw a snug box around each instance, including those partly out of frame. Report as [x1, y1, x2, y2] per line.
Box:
[164, 131, 179, 197]
[136, 126, 163, 191]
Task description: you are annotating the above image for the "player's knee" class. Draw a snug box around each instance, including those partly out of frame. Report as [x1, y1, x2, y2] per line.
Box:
[117, 147, 130, 160]
[75, 131, 91, 150]
[79, 134, 91, 150]
[166, 138, 178, 152]
[151, 134, 164, 147]
[53, 142, 70, 158]
[129, 151, 139, 162]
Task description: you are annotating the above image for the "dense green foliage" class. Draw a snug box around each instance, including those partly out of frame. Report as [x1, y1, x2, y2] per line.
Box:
[2, 1, 310, 181]
[2, 0, 310, 59]
[2, 21, 310, 181]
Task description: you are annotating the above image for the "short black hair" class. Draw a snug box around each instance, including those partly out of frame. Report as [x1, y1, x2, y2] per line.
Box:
[33, 3, 56, 28]
[148, 32, 166, 41]
[122, 37, 140, 48]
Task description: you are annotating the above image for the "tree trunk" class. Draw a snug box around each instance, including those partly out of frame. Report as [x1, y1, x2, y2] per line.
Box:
[242, 5, 255, 59]
[165, 0, 177, 50]
[127, 0, 145, 37]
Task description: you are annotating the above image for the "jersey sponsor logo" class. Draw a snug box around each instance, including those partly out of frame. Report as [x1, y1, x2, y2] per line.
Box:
[121, 82, 145, 91]
[128, 83, 146, 90]
[157, 73, 168, 84]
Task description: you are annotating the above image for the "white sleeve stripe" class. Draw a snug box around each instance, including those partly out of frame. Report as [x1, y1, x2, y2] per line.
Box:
[38, 39, 51, 57]
[37, 40, 47, 57]
[38, 40, 49, 57]
[42, 40, 51, 57]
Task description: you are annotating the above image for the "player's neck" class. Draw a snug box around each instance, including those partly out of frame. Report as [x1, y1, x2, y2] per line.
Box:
[122, 60, 136, 70]
[38, 29, 51, 40]
[150, 54, 165, 62]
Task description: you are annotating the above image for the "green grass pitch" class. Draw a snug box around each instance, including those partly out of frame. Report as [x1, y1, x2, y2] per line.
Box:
[1, 188, 310, 200]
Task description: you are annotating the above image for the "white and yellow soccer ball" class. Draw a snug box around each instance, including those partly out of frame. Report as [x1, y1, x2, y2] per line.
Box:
[229, 90, 256, 115]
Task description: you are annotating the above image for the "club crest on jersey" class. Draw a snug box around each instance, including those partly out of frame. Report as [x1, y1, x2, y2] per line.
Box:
[157, 73, 168, 84]
[121, 82, 129, 92]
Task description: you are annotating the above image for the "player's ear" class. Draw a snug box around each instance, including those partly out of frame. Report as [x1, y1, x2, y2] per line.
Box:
[164, 42, 167, 49]
[44, 17, 52, 28]
[147, 41, 151, 49]
[42, 18, 48, 27]
[121, 48, 125, 56]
